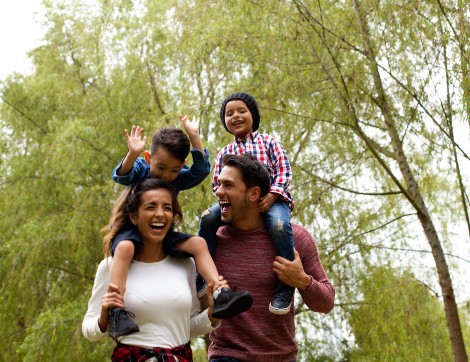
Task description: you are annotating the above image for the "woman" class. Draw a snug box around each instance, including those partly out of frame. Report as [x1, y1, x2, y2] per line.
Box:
[82, 178, 222, 361]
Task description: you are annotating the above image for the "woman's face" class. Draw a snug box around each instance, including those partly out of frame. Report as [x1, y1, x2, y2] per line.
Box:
[132, 188, 174, 245]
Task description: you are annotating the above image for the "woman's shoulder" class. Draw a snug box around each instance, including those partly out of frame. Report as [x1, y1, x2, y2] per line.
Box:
[96, 257, 113, 272]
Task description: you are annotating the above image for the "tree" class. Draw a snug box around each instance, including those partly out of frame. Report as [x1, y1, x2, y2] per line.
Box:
[1, 0, 469, 360]
[348, 266, 454, 361]
[288, 1, 468, 359]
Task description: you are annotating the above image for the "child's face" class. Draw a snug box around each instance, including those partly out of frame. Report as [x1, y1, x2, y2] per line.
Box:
[148, 147, 185, 183]
[224, 100, 254, 139]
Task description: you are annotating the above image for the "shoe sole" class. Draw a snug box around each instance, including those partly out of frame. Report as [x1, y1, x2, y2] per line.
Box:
[212, 291, 253, 319]
[268, 301, 292, 315]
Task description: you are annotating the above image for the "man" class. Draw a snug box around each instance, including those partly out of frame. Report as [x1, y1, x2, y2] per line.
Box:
[208, 154, 335, 362]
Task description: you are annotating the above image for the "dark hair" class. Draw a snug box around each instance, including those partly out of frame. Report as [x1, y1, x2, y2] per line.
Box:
[220, 92, 260, 133]
[151, 127, 190, 162]
[101, 178, 183, 257]
[222, 154, 270, 196]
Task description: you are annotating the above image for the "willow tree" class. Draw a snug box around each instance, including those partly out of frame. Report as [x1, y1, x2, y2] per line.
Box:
[175, 0, 469, 359]
[348, 266, 454, 361]
[0, 0, 217, 359]
[288, 0, 469, 360]
[1, 0, 469, 360]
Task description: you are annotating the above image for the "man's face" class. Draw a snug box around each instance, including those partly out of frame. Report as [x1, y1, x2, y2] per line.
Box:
[215, 165, 250, 227]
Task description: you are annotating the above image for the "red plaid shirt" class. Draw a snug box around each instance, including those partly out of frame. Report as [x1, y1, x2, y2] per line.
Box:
[213, 131, 294, 210]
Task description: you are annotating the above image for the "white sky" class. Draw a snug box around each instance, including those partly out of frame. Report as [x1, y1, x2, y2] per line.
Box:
[0, 1, 45, 81]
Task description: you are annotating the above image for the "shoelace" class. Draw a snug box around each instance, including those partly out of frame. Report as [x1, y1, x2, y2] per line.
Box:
[277, 289, 292, 302]
[117, 309, 136, 320]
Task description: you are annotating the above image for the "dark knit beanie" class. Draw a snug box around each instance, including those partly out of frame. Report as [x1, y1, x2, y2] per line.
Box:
[220, 92, 260, 133]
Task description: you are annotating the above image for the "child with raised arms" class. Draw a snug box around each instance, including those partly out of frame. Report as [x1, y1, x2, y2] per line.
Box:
[108, 115, 253, 338]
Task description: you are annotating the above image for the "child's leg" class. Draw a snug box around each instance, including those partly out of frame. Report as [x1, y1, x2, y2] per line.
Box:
[265, 201, 294, 261]
[177, 236, 220, 287]
[265, 201, 295, 315]
[197, 203, 223, 257]
[110, 240, 135, 296]
[196, 203, 223, 295]
[176, 236, 253, 319]
[108, 231, 141, 338]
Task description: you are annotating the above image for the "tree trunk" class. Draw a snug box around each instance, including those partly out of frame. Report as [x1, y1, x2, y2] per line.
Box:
[352, 1, 468, 360]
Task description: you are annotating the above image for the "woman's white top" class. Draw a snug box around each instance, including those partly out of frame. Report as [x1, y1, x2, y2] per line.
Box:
[82, 256, 218, 348]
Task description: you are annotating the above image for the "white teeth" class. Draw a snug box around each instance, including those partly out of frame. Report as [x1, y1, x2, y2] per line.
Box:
[219, 200, 230, 205]
[151, 223, 164, 227]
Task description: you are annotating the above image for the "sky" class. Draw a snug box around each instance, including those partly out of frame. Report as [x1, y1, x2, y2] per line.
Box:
[0, 1, 45, 81]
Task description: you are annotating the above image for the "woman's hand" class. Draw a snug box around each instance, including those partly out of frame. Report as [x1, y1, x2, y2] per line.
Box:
[98, 283, 125, 333]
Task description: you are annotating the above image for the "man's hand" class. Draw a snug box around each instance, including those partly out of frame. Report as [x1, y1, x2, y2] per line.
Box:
[125, 125, 147, 157]
[272, 249, 311, 291]
[257, 192, 279, 213]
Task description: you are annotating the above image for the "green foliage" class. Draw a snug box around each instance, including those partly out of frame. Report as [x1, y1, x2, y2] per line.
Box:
[0, 0, 469, 360]
[348, 266, 453, 361]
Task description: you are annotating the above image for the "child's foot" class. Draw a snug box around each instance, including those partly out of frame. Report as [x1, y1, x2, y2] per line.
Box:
[108, 307, 140, 338]
[269, 283, 294, 315]
[196, 273, 208, 298]
[212, 288, 253, 319]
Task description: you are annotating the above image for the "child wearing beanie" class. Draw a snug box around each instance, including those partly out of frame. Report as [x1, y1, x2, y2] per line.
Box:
[198, 92, 295, 315]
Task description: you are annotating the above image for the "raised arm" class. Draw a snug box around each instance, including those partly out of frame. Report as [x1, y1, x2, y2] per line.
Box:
[180, 115, 205, 157]
[116, 125, 147, 176]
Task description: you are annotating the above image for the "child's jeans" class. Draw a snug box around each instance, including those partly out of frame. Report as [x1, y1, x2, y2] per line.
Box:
[198, 200, 294, 261]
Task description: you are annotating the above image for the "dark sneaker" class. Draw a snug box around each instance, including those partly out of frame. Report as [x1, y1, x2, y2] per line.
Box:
[196, 273, 208, 299]
[108, 307, 140, 338]
[212, 288, 253, 319]
[269, 284, 294, 315]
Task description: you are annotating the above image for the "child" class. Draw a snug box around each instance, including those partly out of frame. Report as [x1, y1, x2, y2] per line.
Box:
[198, 92, 295, 315]
[108, 115, 253, 338]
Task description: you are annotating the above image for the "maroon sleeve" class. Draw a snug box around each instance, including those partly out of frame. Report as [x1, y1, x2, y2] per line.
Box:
[293, 225, 335, 313]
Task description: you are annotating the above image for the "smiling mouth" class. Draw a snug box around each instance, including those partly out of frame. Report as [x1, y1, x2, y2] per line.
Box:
[219, 200, 231, 212]
[150, 222, 165, 230]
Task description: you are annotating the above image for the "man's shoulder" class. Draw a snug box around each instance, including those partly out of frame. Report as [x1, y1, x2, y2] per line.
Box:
[292, 223, 310, 234]
[292, 223, 316, 246]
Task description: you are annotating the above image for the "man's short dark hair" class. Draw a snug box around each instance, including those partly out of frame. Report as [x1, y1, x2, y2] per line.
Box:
[222, 154, 270, 196]
[151, 127, 190, 162]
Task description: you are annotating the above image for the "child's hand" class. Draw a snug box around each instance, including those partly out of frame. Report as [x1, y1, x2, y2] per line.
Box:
[207, 276, 229, 323]
[180, 115, 200, 136]
[124, 125, 147, 157]
[257, 192, 279, 213]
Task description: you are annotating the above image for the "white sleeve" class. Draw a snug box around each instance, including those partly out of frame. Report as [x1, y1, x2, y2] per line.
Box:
[82, 259, 111, 341]
[188, 258, 220, 339]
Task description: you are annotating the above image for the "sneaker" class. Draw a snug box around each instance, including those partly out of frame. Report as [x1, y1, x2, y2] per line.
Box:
[108, 307, 140, 338]
[196, 273, 208, 299]
[269, 284, 294, 315]
[212, 288, 253, 319]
